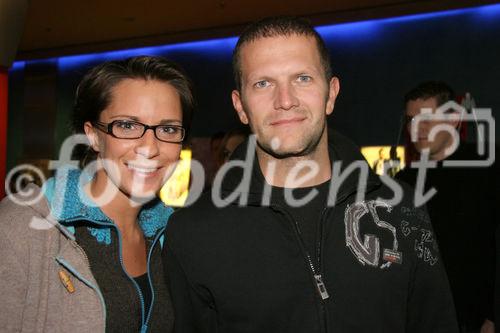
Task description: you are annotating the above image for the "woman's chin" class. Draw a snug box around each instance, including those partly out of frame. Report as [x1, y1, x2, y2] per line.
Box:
[127, 192, 159, 206]
[122, 183, 161, 204]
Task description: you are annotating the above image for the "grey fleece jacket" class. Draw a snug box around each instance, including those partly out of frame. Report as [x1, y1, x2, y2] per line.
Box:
[0, 185, 105, 332]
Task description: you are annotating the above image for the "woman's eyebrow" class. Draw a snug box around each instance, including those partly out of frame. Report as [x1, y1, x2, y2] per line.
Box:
[108, 115, 140, 120]
[106, 116, 182, 125]
[159, 119, 182, 125]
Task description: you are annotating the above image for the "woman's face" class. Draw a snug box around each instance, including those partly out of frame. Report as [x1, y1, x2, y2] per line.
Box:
[85, 78, 183, 201]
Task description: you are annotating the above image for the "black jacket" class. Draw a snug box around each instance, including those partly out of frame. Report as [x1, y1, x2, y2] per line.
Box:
[396, 144, 498, 329]
[163, 130, 458, 333]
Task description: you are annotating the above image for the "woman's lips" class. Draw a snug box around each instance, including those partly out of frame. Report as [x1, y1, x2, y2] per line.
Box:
[126, 164, 162, 178]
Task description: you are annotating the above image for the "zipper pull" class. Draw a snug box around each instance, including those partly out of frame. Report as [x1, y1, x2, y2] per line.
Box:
[314, 274, 329, 300]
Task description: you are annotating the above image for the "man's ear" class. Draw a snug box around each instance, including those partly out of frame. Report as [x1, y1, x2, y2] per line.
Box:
[325, 77, 340, 116]
[448, 111, 461, 129]
[231, 90, 249, 125]
[84, 122, 101, 153]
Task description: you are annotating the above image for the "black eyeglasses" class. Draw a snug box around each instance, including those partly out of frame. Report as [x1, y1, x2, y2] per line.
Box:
[93, 120, 185, 143]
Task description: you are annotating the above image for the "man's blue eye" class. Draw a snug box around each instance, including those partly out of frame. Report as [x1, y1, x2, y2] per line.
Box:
[255, 80, 270, 88]
[297, 75, 312, 83]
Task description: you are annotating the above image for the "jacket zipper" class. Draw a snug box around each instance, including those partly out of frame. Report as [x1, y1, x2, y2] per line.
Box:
[272, 205, 329, 332]
[292, 218, 330, 300]
[142, 227, 166, 333]
[113, 224, 148, 331]
[316, 207, 329, 332]
[62, 217, 155, 332]
[55, 256, 107, 330]
[55, 225, 107, 331]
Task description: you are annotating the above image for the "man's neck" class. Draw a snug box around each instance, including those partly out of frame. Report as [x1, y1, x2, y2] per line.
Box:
[257, 140, 332, 188]
[429, 150, 448, 162]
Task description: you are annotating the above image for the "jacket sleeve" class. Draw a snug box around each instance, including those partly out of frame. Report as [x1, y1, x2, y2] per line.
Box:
[163, 241, 217, 333]
[405, 209, 459, 333]
[0, 224, 28, 332]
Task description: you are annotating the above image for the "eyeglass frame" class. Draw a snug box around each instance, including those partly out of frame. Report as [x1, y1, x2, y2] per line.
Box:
[92, 120, 185, 143]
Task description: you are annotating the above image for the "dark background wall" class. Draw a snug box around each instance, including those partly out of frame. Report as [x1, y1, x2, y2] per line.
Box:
[7, 5, 500, 170]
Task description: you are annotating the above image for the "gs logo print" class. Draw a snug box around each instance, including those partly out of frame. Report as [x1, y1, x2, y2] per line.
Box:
[344, 200, 402, 269]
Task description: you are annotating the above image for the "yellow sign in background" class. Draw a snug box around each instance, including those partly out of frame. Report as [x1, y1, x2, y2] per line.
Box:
[160, 149, 192, 207]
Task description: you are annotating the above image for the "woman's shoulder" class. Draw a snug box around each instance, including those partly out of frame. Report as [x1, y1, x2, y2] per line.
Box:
[0, 183, 54, 242]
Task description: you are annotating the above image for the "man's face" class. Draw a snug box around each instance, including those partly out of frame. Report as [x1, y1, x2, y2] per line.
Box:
[232, 35, 339, 159]
[406, 97, 459, 159]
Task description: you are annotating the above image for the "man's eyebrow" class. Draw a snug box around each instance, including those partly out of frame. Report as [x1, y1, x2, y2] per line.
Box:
[247, 69, 319, 81]
[247, 74, 272, 82]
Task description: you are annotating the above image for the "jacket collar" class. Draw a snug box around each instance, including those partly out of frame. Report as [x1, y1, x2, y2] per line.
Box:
[219, 129, 381, 206]
[43, 166, 172, 244]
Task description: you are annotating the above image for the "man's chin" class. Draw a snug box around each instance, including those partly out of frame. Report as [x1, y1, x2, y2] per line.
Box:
[415, 145, 442, 158]
[415, 143, 432, 153]
[256, 128, 325, 159]
[257, 141, 303, 158]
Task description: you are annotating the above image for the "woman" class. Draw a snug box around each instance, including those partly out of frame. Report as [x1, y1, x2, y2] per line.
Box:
[0, 56, 194, 332]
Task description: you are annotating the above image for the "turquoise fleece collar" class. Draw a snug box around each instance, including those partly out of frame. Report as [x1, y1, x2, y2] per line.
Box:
[43, 166, 173, 245]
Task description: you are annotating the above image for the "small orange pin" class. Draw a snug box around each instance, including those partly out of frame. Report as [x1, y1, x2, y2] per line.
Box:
[59, 270, 75, 293]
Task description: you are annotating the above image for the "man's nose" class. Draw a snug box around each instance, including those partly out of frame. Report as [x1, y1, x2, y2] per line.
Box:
[273, 83, 299, 110]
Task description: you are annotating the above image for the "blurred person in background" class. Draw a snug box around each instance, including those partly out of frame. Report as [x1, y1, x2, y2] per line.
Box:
[396, 80, 497, 333]
[217, 127, 249, 166]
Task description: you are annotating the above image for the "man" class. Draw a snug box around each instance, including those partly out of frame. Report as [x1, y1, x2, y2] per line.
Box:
[218, 128, 249, 165]
[396, 81, 497, 333]
[164, 17, 458, 332]
[372, 148, 388, 175]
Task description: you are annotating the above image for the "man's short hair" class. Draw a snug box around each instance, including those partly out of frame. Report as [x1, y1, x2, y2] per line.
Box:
[232, 16, 332, 91]
[404, 81, 455, 106]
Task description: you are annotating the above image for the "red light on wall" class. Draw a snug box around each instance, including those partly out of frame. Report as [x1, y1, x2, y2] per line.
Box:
[0, 67, 8, 198]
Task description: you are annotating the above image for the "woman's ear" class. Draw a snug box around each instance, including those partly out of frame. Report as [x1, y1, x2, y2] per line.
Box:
[84, 121, 101, 153]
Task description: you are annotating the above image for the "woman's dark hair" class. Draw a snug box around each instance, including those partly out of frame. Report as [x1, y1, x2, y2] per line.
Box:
[72, 56, 194, 137]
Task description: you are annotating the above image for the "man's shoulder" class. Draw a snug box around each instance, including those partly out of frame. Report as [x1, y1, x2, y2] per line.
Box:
[366, 178, 430, 230]
[165, 190, 264, 258]
[166, 191, 241, 237]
